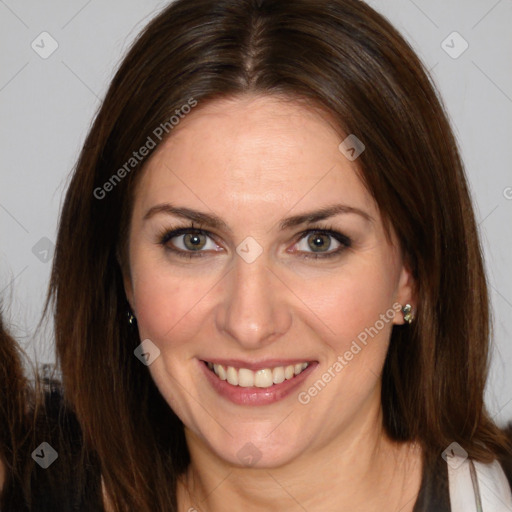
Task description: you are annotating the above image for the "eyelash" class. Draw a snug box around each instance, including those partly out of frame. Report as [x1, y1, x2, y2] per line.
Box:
[157, 223, 352, 260]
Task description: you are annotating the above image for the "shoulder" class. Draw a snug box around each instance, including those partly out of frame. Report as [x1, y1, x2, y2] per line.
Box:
[24, 378, 104, 512]
[447, 423, 512, 512]
[414, 425, 512, 512]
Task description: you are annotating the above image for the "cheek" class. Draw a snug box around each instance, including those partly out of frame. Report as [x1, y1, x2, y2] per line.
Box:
[129, 252, 213, 347]
[294, 259, 398, 357]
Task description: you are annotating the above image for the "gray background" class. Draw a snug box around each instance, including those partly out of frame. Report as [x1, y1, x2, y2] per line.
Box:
[1, 0, 511, 424]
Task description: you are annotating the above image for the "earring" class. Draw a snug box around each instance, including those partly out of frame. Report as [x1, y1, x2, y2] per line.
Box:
[402, 304, 414, 324]
[127, 310, 136, 325]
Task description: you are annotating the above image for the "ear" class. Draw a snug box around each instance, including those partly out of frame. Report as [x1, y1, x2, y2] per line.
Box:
[123, 272, 135, 312]
[393, 263, 416, 326]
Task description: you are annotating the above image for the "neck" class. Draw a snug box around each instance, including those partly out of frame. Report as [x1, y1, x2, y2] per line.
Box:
[177, 404, 424, 512]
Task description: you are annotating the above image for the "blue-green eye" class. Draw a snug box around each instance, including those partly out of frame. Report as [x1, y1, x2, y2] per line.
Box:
[158, 226, 216, 259]
[158, 224, 351, 260]
[162, 230, 212, 251]
[292, 228, 351, 259]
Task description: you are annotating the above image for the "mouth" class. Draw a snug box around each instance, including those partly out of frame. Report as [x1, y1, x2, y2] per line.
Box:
[203, 360, 311, 388]
[199, 358, 318, 406]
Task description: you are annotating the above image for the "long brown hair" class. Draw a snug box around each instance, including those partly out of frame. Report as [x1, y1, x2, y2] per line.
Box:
[0, 310, 30, 507]
[48, 0, 511, 510]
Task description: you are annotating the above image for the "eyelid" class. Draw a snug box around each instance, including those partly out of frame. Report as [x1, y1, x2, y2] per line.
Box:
[157, 223, 351, 259]
[290, 227, 351, 259]
[158, 224, 212, 245]
[293, 227, 351, 247]
[157, 224, 220, 259]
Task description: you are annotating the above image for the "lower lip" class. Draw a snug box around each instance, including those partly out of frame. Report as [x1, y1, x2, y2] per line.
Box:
[199, 360, 318, 406]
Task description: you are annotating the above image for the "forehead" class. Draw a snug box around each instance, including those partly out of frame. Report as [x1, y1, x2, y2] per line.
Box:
[133, 94, 378, 224]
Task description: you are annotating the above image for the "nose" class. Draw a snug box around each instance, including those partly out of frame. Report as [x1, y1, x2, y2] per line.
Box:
[216, 252, 292, 350]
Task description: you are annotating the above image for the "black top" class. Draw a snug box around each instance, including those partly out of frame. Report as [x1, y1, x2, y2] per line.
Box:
[2, 384, 512, 511]
[1, 383, 103, 512]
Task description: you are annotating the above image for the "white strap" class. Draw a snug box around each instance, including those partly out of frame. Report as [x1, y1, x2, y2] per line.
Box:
[447, 455, 480, 512]
[448, 455, 512, 512]
[474, 459, 512, 511]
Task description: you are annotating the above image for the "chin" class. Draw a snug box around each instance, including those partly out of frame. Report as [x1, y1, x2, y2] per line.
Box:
[203, 428, 306, 469]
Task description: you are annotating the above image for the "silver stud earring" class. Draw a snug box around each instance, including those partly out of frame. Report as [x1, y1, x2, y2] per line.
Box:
[402, 304, 414, 324]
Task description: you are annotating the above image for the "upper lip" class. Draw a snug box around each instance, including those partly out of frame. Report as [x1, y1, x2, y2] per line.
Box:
[201, 358, 317, 371]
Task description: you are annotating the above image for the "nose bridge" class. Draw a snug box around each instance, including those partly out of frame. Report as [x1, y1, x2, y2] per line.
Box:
[218, 251, 290, 349]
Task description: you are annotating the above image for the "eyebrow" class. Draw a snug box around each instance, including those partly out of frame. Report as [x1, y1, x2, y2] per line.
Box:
[143, 202, 373, 232]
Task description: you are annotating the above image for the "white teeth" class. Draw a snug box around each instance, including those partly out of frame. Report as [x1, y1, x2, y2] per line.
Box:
[272, 366, 285, 384]
[226, 366, 238, 386]
[208, 361, 310, 388]
[214, 363, 226, 380]
[238, 368, 254, 387]
[254, 369, 273, 388]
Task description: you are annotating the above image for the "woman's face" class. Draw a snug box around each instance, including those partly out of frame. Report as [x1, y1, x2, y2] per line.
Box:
[123, 94, 413, 467]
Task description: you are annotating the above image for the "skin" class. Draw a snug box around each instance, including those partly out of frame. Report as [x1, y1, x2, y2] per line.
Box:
[121, 94, 422, 511]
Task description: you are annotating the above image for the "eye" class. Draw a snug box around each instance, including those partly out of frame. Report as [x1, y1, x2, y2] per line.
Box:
[292, 227, 351, 259]
[157, 224, 352, 260]
[158, 225, 220, 259]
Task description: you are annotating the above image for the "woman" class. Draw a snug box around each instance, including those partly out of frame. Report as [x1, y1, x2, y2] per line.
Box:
[48, 0, 512, 510]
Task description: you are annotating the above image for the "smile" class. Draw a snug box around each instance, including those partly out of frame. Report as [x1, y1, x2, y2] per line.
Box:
[200, 359, 318, 406]
[204, 361, 310, 388]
